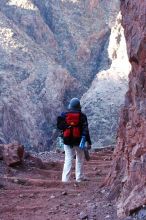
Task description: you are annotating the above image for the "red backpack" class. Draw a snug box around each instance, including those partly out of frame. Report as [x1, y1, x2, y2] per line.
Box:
[63, 112, 82, 145]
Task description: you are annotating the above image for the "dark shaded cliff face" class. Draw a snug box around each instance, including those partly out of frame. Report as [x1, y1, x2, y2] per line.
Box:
[107, 0, 146, 218]
[32, 0, 113, 86]
[0, 0, 130, 150]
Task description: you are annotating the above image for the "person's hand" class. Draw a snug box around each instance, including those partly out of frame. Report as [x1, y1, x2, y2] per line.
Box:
[87, 143, 91, 150]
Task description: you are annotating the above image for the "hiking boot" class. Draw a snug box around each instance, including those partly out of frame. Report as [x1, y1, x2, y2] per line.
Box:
[76, 176, 89, 182]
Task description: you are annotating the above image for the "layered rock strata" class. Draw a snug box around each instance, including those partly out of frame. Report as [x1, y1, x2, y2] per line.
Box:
[107, 0, 146, 217]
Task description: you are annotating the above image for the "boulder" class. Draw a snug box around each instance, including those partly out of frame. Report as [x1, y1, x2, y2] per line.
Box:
[3, 142, 24, 166]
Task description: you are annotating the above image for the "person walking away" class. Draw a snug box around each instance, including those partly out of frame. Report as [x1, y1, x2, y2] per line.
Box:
[57, 98, 92, 182]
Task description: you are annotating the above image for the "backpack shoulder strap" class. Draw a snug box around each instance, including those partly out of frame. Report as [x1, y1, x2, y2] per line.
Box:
[57, 112, 67, 130]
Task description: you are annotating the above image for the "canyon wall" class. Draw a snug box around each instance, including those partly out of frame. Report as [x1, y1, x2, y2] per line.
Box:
[81, 12, 131, 147]
[0, 0, 130, 150]
[0, 2, 80, 150]
[107, 0, 146, 217]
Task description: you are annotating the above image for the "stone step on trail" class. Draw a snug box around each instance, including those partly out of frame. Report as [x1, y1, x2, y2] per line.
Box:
[1, 188, 82, 193]
[17, 169, 106, 181]
[2, 150, 113, 185]
[2, 176, 105, 189]
[90, 152, 113, 159]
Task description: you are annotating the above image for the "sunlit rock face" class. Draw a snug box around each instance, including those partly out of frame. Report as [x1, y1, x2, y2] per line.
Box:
[81, 13, 131, 148]
[107, 0, 146, 217]
[0, 0, 130, 150]
[0, 0, 58, 59]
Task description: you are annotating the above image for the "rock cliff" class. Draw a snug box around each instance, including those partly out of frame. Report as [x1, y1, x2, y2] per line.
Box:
[107, 0, 146, 217]
[0, 0, 130, 150]
[0, 6, 80, 150]
[81, 12, 131, 147]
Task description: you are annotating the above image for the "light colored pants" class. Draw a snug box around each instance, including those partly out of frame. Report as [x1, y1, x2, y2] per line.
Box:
[62, 144, 84, 182]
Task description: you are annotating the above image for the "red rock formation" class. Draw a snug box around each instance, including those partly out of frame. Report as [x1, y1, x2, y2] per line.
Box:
[107, 0, 146, 217]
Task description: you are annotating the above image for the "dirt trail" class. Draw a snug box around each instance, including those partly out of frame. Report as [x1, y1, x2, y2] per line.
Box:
[0, 148, 120, 220]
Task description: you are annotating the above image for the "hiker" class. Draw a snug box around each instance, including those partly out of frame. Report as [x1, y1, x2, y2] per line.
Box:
[57, 98, 92, 182]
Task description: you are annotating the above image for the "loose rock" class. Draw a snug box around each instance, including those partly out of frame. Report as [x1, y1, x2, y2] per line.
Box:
[3, 142, 24, 166]
[79, 211, 88, 220]
[62, 191, 68, 196]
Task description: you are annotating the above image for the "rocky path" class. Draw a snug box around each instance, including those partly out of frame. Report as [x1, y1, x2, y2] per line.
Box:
[0, 148, 120, 220]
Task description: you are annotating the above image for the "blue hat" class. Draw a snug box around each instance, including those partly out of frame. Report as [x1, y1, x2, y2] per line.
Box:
[68, 98, 81, 110]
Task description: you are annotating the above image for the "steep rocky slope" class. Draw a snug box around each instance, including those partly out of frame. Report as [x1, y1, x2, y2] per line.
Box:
[0, 0, 130, 150]
[32, 0, 117, 85]
[107, 0, 146, 218]
[0, 0, 120, 87]
[81, 12, 131, 147]
[0, 7, 80, 150]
